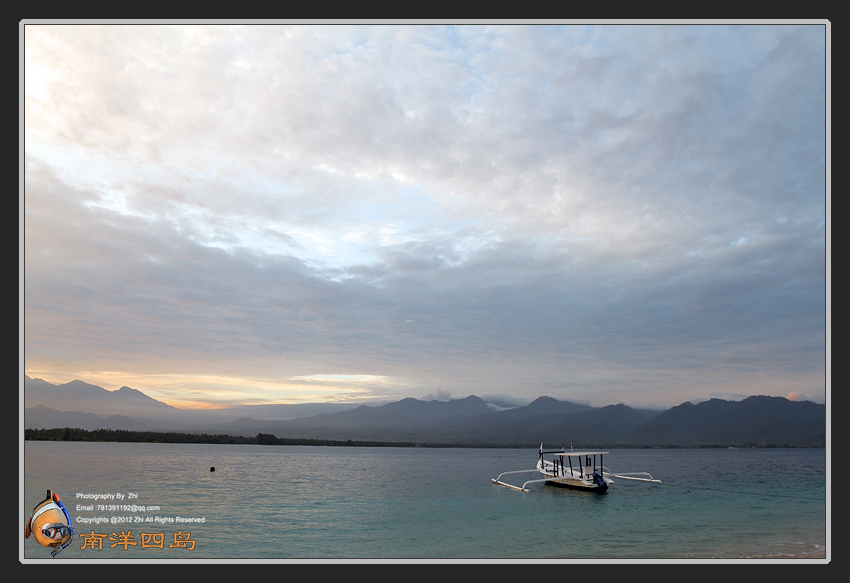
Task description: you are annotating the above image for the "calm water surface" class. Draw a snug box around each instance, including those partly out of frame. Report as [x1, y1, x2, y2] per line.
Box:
[22, 442, 828, 562]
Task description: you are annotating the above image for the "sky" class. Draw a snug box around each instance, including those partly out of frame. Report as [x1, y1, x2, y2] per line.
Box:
[21, 21, 829, 411]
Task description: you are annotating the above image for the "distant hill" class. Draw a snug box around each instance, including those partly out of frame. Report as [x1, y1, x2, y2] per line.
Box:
[275, 395, 496, 430]
[24, 404, 152, 432]
[24, 376, 182, 419]
[22, 376, 372, 430]
[240, 396, 667, 446]
[22, 376, 826, 447]
[626, 396, 826, 447]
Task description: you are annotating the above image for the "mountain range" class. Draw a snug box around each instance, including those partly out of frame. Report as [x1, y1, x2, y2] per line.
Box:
[22, 376, 826, 447]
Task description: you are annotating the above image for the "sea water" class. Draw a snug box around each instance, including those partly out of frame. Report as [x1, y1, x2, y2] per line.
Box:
[21, 442, 828, 562]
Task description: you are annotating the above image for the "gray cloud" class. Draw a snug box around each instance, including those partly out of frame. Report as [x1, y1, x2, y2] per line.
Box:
[23, 23, 827, 408]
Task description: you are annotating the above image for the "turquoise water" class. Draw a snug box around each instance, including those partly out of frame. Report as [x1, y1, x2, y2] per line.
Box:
[21, 442, 828, 562]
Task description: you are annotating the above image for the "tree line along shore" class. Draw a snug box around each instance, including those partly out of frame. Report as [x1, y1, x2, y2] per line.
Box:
[23, 427, 812, 449]
[24, 427, 436, 447]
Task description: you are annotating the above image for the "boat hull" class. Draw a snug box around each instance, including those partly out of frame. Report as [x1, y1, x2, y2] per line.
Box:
[541, 474, 609, 493]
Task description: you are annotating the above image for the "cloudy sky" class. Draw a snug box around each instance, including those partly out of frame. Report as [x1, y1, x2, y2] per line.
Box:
[22, 22, 828, 410]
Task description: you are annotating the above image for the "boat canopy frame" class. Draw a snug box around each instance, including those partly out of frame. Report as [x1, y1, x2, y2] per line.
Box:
[549, 451, 607, 479]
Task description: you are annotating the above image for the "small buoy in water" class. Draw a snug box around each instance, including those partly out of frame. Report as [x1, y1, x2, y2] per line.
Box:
[210, 466, 215, 472]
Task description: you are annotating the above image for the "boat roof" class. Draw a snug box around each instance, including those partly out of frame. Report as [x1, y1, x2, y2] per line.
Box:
[551, 451, 609, 457]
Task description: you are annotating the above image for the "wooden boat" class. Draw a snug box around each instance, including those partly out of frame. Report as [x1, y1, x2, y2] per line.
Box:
[492, 444, 660, 493]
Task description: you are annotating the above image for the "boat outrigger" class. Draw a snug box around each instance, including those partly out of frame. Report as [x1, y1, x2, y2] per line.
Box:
[492, 444, 661, 493]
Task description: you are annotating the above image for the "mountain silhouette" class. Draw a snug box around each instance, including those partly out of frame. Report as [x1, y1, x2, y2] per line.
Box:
[22, 376, 826, 447]
[24, 376, 180, 418]
[626, 396, 826, 447]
